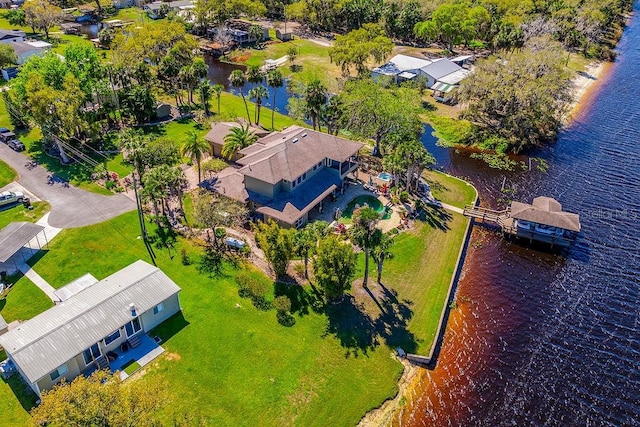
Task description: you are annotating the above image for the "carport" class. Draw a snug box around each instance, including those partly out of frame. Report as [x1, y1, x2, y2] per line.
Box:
[0, 222, 49, 270]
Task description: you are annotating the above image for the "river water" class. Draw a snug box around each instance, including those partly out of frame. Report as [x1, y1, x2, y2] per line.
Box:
[399, 6, 640, 427]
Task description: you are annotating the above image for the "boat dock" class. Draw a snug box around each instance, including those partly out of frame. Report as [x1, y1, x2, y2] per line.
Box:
[463, 196, 581, 247]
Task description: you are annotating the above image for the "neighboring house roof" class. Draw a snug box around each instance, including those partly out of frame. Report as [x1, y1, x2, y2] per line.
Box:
[252, 168, 342, 224]
[0, 260, 181, 384]
[236, 126, 362, 185]
[0, 222, 44, 263]
[421, 58, 464, 80]
[145, 0, 193, 10]
[204, 121, 269, 148]
[510, 197, 581, 232]
[0, 29, 25, 40]
[372, 54, 433, 76]
[24, 40, 51, 49]
[10, 41, 40, 56]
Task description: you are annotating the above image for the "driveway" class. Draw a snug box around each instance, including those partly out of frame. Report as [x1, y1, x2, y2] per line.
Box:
[0, 143, 136, 228]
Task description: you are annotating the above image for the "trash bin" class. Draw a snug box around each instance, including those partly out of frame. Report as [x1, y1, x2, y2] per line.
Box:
[22, 197, 30, 207]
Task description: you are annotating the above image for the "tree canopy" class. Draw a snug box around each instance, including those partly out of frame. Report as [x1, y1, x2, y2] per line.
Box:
[329, 23, 393, 76]
[458, 37, 573, 153]
[313, 236, 357, 301]
[30, 370, 165, 427]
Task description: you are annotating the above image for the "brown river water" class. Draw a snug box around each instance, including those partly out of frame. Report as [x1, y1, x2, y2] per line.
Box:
[398, 7, 640, 427]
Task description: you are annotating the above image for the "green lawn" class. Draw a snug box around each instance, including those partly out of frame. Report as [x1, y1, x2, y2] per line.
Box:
[21, 211, 402, 426]
[0, 201, 50, 230]
[0, 273, 54, 324]
[0, 159, 16, 187]
[355, 171, 476, 354]
[424, 170, 478, 209]
[228, 39, 342, 91]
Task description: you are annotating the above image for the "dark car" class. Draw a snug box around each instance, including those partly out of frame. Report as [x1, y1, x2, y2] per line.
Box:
[7, 139, 25, 151]
[0, 131, 16, 143]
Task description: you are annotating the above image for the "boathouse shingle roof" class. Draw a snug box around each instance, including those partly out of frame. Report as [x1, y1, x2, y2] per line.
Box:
[510, 196, 581, 232]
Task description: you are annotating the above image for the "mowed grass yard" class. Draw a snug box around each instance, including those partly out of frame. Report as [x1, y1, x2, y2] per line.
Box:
[1, 171, 474, 425]
[0, 159, 16, 187]
[17, 212, 402, 426]
[355, 171, 476, 354]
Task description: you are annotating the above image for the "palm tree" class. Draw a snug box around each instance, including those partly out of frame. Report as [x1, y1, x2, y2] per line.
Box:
[198, 80, 212, 116]
[229, 70, 251, 124]
[248, 85, 269, 126]
[266, 69, 284, 130]
[350, 206, 382, 287]
[212, 83, 223, 114]
[305, 79, 327, 131]
[181, 130, 211, 183]
[246, 65, 263, 86]
[222, 124, 258, 160]
[372, 233, 394, 283]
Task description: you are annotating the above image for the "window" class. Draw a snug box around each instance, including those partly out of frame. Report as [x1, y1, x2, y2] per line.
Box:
[296, 176, 302, 184]
[83, 343, 102, 365]
[153, 303, 164, 315]
[125, 317, 142, 338]
[302, 172, 307, 180]
[50, 364, 68, 381]
[104, 329, 121, 346]
[295, 217, 305, 228]
[291, 180, 296, 189]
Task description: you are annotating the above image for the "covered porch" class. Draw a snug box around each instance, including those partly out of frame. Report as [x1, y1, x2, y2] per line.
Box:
[85, 333, 165, 380]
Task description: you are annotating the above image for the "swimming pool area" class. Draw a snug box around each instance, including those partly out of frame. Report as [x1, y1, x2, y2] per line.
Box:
[341, 195, 391, 221]
[377, 172, 393, 182]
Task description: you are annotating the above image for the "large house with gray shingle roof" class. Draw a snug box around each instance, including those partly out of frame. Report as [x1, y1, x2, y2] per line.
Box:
[206, 125, 362, 228]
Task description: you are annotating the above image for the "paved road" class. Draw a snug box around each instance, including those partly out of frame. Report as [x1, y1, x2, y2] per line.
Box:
[0, 143, 136, 228]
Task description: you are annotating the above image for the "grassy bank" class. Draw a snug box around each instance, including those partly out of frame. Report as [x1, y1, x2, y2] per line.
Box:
[355, 171, 476, 354]
[424, 170, 477, 209]
[0, 159, 16, 187]
[227, 39, 342, 91]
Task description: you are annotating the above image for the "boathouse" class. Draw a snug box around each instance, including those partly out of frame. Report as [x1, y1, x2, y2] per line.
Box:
[463, 196, 581, 247]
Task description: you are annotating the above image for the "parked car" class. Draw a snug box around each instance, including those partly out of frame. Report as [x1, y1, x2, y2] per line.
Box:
[0, 131, 16, 143]
[7, 139, 25, 151]
[0, 191, 24, 207]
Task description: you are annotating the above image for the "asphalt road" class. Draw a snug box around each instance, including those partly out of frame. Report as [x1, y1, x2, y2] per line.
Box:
[0, 143, 136, 228]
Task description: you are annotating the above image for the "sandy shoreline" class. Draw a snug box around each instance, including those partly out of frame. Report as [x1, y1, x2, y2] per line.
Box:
[358, 58, 613, 427]
[565, 61, 611, 124]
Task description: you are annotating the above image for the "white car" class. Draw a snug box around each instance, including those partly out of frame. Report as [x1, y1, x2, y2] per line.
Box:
[0, 191, 24, 207]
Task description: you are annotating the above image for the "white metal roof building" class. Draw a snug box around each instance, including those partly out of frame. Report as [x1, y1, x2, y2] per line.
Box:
[0, 260, 181, 394]
[372, 54, 469, 88]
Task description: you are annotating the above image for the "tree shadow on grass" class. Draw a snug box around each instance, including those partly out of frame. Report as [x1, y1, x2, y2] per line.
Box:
[323, 296, 380, 358]
[323, 283, 420, 357]
[274, 281, 323, 316]
[419, 205, 453, 232]
[2, 374, 38, 412]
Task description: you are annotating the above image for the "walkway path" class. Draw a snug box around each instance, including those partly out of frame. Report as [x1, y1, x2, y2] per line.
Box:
[19, 264, 59, 303]
[0, 143, 136, 228]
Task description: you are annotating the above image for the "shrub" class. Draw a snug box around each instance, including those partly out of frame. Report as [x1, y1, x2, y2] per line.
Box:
[293, 263, 306, 278]
[273, 295, 292, 314]
[236, 270, 272, 310]
[105, 181, 116, 190]
[214, 228, 226, 239]
[399, 191, 409, 203]
[180, 248, 191, 265]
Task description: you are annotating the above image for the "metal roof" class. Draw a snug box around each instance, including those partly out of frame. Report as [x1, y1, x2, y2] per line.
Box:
[0, 260, 181, 384]
[0, 313, 7, 331]
[0, 222, 45, 263]
[420, 58, 463, 80]
[431, 82, 455, 93]
[53, 273, 99, 301]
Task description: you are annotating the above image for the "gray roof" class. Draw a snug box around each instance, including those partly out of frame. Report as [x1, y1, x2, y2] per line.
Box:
[252, 168, 342, 224]
[10, 41, 40, 56]
[510, 196, 581, 232]
[0, 313, 7, 331]
[0, 260, 180, 384]
[237, 126, 362, 185]
[0, 222, 45, 263]
[0, 29, 25, 40]
[421, 59, 463, 80]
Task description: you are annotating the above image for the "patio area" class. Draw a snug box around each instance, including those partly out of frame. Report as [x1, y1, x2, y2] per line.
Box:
[308, 179, 402, 232]
[86, 333, 165, 380]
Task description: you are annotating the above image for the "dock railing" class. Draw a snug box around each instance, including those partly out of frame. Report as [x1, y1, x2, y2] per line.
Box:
[462, 205, 507, 223]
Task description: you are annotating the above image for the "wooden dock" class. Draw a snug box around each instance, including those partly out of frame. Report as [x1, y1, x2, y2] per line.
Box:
[463, 200, 579, 248]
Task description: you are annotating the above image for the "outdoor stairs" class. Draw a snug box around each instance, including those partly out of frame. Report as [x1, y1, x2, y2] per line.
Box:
[128, 334, 141, 349]
[94, 356, 109, 370]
